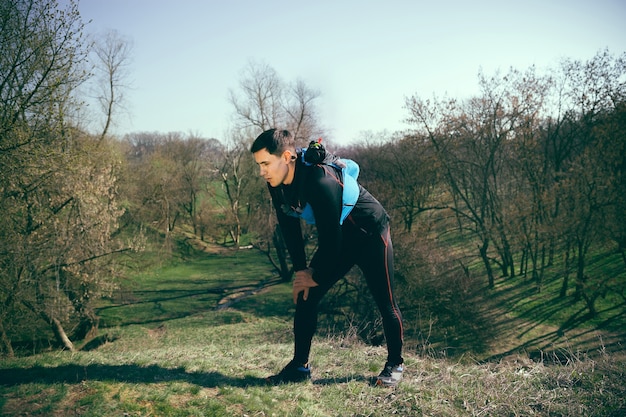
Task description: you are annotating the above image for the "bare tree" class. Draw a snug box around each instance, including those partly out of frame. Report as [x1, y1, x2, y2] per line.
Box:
[228, 60, 322, 142]
[92, 29, 132, 140]
[284, 78, 322, 142]
[225, 61, 323, 277]
[404, 50, 626, 309]
[229, 60, 284, 131]
[405, 67, 549, 287]
[210, 132, 260, 246]
[345, 134, 442, 233]
[550, 51, 626, 314]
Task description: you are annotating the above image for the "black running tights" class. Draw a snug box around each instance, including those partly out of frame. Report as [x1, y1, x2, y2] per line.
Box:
[293, 225, 404, 366]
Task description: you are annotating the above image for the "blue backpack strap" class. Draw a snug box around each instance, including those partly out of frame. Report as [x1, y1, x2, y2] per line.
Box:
[337, 159, 359, 224]
[297, 147, 360, 225]
[299, 203, 316, 225]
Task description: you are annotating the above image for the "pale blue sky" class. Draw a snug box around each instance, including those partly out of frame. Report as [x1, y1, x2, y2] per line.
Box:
[75, 0, 625, 143]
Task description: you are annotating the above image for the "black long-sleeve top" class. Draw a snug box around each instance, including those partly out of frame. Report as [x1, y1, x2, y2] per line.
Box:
[268, 156, 389, 285]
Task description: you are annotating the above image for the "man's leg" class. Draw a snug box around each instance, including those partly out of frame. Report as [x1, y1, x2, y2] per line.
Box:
[292, 265, 350, 364]
[357, 225, 404, 366]
[265, 283, 335, 384]
[267, 238, 356, 384]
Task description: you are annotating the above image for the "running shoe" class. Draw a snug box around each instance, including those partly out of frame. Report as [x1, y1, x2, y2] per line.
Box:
[266, 360, 311, 385]
[375, 362, 403, 387]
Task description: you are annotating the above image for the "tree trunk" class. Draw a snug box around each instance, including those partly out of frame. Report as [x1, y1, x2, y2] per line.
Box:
[23, 300, 76, 351]
[519, 247, 527, 277]
[560, 245, 571, 298]
[581, 290, 597, 318]
[574, 240, 586, 303]
[479, 238, 495, 288]
[72, 314, 100, 341]
[51, 317, 75, 351]
[0, 321, 14, 358]
[535, 244, 547, 293]
[497, 228, 514, 278]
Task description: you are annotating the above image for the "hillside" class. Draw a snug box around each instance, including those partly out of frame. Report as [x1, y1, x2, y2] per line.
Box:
[1, 309, 624, 416]
[1, 243, 625, 416]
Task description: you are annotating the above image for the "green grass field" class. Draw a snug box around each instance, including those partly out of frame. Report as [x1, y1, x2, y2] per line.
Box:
[1, 238, 625, 416]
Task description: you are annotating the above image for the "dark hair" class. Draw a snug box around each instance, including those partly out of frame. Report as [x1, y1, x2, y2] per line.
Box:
[250, 129, 294, 156]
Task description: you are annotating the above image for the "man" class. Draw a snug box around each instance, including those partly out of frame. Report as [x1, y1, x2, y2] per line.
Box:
[250, 128, 404, 387]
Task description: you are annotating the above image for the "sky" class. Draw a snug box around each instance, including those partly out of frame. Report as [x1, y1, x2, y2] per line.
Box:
[73, 0, 626, 144]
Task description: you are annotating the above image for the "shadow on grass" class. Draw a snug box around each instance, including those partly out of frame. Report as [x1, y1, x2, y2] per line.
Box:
[0, 364, 372, 388]
[481, 301, 626, 363]
[415, 272, 626, 361]
[0, 363, 267, 388]
[95, 277, 287, 328]
[312, 375, 373, 386]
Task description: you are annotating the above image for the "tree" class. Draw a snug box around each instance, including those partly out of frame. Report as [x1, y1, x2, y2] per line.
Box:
[229, 60, 322, 141]
[210, 132, 261, 246]
[123, 132, 185, 236]
[0, 0, 132, 355]
[284, 78, 322, 142]
[549, 52, 624, 309]
[227, 61, 322, 277]
[92, 29, 132, 140]
[0, 0, 86, 152]
[346, 134, 441, 233]
[550, 51, 626, 311]
[597, 102, 626, 268]
[229, 60, 283, 131]
[1, 0, 88, 354]
[121, 132, 224, 243]
[404, 50, 626, 306]
[406, 67, 558, 287]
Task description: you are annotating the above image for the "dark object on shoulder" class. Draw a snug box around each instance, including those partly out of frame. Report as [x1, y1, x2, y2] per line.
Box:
[303, 139, 326, 165]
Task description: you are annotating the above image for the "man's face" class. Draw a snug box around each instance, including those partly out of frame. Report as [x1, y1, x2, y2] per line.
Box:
[253, 148, 293, 187]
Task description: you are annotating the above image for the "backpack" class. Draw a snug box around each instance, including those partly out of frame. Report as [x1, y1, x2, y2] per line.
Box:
[291, 139, 360, 225]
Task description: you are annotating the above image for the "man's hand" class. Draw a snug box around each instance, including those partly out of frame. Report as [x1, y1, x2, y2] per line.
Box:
[293, 268, 319, 304]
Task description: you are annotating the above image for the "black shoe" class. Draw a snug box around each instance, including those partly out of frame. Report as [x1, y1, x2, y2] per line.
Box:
[375, 362, 403, 387]
[266, 360, 311, 385]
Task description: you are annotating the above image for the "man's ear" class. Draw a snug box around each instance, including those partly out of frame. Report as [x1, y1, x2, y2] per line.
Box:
[283, 150, 296, 163]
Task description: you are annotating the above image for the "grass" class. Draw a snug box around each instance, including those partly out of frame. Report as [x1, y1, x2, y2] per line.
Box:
[1, 238, 625, 416]
[98, 244, 281, 327]
[1, 310, 625, 416]
[400, 214, 626, 359]
[478, 248, 626, 359]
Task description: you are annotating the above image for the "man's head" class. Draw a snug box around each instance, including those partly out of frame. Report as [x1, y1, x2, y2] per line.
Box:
[251, 128, 297, 187]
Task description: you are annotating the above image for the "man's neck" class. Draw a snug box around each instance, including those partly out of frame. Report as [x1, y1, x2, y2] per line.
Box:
[283, 161, 296, 185]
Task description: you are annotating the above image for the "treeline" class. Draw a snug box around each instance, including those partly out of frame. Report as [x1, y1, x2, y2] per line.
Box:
[0, 0, 136, 356]
[354, 53, 626, 315]
[337, 55, 626, 348]
[437, 57, 625, 308]
[1, 0, 624, 356]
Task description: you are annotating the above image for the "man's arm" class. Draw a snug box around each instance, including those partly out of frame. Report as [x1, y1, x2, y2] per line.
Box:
[306, 167, 344, 284]
[270, 186, 308, 272]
